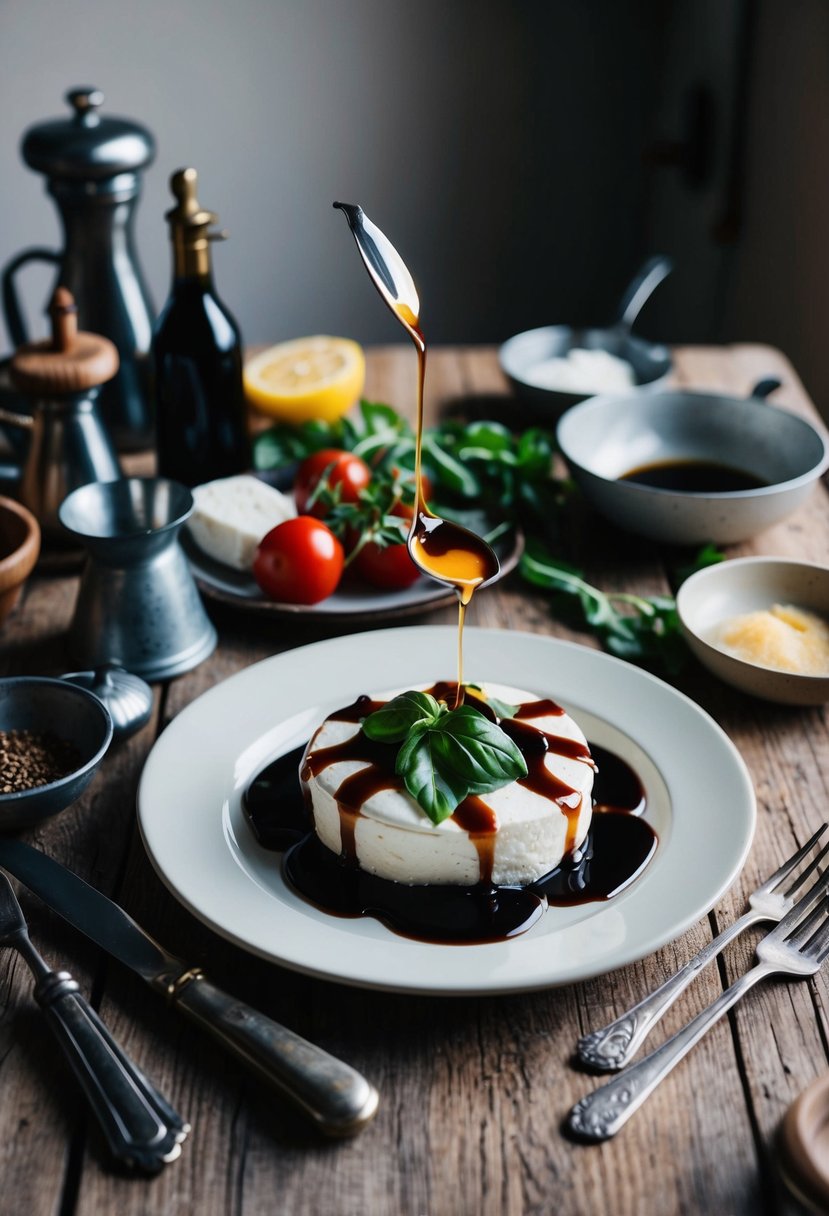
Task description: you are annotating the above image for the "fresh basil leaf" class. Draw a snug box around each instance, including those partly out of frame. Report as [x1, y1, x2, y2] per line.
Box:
[433, 707, 527, 787]
[396, 728, 470, 823]
[483, 695, 520, 721]
[463, 685, 520, 721]
[362, 690, 442, 744]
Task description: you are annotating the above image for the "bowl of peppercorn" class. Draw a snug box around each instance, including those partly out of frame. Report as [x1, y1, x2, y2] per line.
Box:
[0, 677, 113, 830]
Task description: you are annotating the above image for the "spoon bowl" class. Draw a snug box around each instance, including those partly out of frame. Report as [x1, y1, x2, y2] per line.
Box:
[406, 511, 501, 598]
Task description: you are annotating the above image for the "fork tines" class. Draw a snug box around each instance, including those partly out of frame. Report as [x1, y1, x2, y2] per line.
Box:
[778, 828, 829, 900]
[774, 863, 829, 943]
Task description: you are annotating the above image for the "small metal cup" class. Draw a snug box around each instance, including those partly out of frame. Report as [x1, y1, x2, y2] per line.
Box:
[59, 478, 216, 681]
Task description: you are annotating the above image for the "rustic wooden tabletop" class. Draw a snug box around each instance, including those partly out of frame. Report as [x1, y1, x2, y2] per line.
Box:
[0, 344, 827, 1216]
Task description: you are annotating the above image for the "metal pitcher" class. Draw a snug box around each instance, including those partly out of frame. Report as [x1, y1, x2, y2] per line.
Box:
[1, 87, 156, 451]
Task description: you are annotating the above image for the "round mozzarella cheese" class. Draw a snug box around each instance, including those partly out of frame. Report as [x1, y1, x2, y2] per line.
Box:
[301, 683, 594, 886]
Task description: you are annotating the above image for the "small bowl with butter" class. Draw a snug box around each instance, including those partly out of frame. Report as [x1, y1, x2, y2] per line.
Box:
[676, 557, 829, 705]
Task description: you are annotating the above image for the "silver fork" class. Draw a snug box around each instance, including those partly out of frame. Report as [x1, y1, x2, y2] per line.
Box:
[577, 824, 829, 1071]
[568, 861, 829, 1141]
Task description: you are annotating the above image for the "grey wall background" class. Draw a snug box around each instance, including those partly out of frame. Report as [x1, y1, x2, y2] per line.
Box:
[0, 0, 663, 354]
[2, 0, 828, 422]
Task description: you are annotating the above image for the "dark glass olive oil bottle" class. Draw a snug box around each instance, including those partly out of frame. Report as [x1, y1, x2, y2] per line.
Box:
[152, 167, 250, 485]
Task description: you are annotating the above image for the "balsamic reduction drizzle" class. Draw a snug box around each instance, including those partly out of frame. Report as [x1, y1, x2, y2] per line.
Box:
[242, 691, 658, 944]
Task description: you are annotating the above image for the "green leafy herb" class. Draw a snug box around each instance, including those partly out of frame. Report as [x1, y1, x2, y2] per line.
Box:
[519, 541, 721, 675]
[362, 691, 527, 824]
[360, 690, 441, 742]
[464, 684, 520, 721]
[253, 399, 565, 536]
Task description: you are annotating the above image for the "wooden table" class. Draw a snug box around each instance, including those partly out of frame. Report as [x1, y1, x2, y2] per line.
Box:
[1, 345, 827, 1216]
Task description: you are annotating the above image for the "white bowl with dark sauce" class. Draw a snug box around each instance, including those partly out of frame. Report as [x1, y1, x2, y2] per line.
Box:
[556, 378, 829, 545]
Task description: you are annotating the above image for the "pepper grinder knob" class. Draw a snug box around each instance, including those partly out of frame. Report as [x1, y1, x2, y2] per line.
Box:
[48, 286, 78, 353]
[66, 87, 105, 123]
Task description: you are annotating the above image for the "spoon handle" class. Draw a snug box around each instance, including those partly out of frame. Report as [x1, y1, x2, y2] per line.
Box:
[34, 968, 188, 1171]
[616, 256, 673, 331]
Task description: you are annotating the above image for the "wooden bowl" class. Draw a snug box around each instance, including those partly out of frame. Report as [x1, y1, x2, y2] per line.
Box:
[0, 497, 40, 624]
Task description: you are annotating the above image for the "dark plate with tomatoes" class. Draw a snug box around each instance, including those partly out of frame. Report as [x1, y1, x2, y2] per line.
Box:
[182, 522, 523, 623]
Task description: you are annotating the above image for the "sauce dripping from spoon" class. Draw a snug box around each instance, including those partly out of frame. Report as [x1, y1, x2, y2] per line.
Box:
[334, 203, 499, 702]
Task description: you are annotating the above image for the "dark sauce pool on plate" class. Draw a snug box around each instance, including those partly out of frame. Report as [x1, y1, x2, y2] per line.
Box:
[243, 692, 657, 945]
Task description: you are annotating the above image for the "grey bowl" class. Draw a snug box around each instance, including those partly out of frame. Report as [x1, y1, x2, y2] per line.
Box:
[0, 677, 113, 831]
[498, 255, 675, 421]
[556, 382, 829, 545]
[499, 324, 673, 421]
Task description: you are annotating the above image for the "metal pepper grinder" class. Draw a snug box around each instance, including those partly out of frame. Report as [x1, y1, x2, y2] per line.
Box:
[0, 287, 121, 548]
[1, 87, 156, 450]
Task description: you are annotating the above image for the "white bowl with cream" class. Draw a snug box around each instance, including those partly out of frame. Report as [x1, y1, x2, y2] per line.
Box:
[676, 558, 829, 705]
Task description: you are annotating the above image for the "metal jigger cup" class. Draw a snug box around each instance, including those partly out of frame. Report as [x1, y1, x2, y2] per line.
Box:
[59, 478, 217, 681]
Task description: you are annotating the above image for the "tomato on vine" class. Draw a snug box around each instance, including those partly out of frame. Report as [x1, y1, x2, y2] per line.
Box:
[253, 517, 344, 604]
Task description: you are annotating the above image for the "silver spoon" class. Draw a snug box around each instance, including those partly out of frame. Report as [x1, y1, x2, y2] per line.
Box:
[333, 202, 500, 595]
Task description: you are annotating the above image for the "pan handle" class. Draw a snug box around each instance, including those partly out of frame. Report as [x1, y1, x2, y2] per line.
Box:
[617, 256, 673, 332]
[749, 377, 782, 401]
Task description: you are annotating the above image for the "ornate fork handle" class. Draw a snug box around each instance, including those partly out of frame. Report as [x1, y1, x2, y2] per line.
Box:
[577, 907, 763, 1070]
[35, 970, 188, 1171]
[568, 961, 774, 1141]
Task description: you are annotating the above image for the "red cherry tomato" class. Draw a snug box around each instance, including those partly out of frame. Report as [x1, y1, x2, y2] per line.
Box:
[253, 517, 344, 604]
[354, 539, 421, 589]
[294, 449, 371, 516]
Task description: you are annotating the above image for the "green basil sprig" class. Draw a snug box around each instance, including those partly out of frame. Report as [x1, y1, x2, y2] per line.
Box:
[362, 691, 527, 825]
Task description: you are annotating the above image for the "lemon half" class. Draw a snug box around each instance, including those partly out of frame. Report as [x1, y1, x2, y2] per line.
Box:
[244, 336, 365, 423]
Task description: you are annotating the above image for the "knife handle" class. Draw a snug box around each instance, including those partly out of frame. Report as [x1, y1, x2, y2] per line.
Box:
[170, 973, 378, 1136]
[34, 970, 189, 1172]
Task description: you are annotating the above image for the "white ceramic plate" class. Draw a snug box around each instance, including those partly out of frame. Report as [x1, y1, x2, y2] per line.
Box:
[137, 626, 756, 995]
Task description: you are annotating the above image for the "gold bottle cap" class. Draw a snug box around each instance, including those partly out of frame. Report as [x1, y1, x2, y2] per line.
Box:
[165, 167, 227, 275]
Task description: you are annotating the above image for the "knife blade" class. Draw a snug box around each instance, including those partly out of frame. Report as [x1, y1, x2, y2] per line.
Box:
[0, 839, 378, 1137]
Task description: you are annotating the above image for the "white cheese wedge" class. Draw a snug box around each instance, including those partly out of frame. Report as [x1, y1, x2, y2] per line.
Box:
[188, 475, 296, 570]
[301, 682, 594, 886]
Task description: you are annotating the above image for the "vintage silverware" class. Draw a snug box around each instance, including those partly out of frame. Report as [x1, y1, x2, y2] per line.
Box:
[568, 863, 829, 1142]
[578, 825, 829, 1071]
[0, 839, 378, 1136]
[0, 869, 187, 1171]
[333, 201, 500, 593]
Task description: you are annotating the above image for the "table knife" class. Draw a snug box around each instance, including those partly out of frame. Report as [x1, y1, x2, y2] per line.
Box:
[0, 839, 378, 1137]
